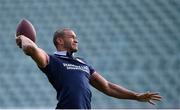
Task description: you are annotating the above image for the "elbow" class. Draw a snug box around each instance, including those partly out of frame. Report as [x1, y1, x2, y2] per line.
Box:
[38, 54, 49, 68]
[103, 82, 113, 96]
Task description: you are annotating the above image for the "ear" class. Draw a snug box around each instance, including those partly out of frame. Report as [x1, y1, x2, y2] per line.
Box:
[57, 37, 64, 45]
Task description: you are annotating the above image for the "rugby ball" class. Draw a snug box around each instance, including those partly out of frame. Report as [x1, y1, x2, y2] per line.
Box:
[16, 19, 36, 42]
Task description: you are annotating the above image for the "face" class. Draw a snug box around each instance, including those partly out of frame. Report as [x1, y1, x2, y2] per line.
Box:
[61, 30, 78, 52]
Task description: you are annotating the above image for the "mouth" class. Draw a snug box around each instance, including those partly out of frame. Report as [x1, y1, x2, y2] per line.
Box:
[73, 42, 78, 46]
[72, 43, 78, 48]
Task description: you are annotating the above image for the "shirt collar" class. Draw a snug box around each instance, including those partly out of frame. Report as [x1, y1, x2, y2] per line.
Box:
[54, 51, 75, 57]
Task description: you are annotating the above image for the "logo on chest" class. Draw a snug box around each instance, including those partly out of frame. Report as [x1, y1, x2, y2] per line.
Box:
[63, 63, 90, 73]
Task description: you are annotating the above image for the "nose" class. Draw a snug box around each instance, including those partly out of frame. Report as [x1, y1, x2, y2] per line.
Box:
[74, 38, 78, 43]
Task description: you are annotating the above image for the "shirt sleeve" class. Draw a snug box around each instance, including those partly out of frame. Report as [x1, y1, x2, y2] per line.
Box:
[77, 57, 95, 75]
[38, 54, 59, 77]
[88, 65, 95, 75]
[76, 57, 96, 75]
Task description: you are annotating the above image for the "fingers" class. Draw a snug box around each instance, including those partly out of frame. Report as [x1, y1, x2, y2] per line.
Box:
[151, 97, 162, 101]
[16, 35, 22, 48]
[151, 95, 162, 99]
[147, 92, 162, 98]
[139, 91, 162, 106]
[148, 92, 162, 105]
[148, 100, 155, 105]
[147, 92, 158, 95]
[150, 94, 162, 100]
[15, 35, 33, 48]
[148, 97, 162, 105]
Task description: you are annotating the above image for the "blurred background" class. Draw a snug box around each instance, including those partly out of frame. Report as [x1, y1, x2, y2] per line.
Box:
[0, 0, 180, 108]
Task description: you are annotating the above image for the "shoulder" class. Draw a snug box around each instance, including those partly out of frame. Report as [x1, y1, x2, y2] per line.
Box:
[46, 54, 62, 63]
[75, 57, 87, 64]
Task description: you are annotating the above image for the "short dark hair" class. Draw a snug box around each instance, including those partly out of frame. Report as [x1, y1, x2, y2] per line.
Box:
[53, 28, 72, 47]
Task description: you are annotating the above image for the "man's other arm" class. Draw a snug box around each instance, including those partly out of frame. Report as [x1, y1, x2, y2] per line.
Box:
[90, 72, 162, 105]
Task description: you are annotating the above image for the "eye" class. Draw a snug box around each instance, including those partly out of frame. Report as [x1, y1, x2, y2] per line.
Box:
[65, 35, 77, 39]
[71, 35, 77, 39]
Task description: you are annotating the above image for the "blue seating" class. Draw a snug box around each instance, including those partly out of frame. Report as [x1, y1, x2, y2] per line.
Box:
[0, 0, 179, 108]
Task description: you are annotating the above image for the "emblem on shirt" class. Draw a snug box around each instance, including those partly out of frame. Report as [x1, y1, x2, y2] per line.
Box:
[63, 63, 90, 73]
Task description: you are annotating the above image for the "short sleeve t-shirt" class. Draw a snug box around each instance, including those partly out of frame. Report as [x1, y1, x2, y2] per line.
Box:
[39, 52, 95, 109]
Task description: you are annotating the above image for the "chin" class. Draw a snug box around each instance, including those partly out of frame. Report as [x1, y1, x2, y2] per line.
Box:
[71, 48, 78, 53]
[73, 49, 78, 52]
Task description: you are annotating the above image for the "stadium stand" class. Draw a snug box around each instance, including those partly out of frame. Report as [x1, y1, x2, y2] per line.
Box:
[0, 0, 179, 108]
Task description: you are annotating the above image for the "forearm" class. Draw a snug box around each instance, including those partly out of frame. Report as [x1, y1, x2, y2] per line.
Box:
[106, 82, 138, 100]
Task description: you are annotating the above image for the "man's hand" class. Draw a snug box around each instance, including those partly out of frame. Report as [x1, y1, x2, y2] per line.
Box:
[16, 35, 38, 56]
[136, 91, 162, 105]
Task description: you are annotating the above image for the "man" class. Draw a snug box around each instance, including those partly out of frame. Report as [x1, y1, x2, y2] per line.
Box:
[16, 28, 162, 109]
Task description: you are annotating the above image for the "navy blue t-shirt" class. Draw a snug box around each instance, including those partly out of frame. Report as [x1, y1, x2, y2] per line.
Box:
[39, 53, 95, 109]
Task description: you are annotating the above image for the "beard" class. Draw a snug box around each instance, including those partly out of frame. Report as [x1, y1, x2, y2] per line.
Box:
[64, 42, 78, 53]
[70, 46, 78, 53]
[72, 48, 78, 52]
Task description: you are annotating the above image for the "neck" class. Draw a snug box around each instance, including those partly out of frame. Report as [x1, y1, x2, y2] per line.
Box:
[56, 47, 71, 52]
[54, 50, 75, 57]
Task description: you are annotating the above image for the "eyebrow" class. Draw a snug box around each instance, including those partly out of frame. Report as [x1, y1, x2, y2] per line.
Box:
[65, 34, 76, 37]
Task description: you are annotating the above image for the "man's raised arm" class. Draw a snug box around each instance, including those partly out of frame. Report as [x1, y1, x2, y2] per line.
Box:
[16, 35, 49, 68]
